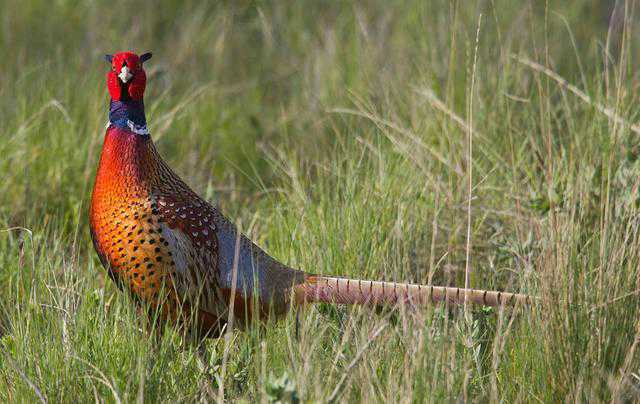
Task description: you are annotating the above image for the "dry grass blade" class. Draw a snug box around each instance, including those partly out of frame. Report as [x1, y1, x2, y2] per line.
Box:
[217, 223, 243, 402]
[73, 356, 122, 404]
[413, 88, 482, 140]
[464, 13, 482, 305]
[588, 289, 640, 313]
[330, 106, 464, 176]
[514, 55, 640, 135]
[326, 321, 388, 403]
[2, 352, 47, 403]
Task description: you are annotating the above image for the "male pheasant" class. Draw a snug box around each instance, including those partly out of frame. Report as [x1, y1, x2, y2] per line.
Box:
[90, 51, 530, 338]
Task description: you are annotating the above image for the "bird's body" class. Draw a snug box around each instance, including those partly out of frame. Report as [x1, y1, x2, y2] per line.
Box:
[90, 124, 306, 336]
[90, 51, 531, 338]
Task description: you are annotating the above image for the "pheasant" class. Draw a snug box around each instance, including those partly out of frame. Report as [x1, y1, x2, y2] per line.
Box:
[90, 51, 531, 338]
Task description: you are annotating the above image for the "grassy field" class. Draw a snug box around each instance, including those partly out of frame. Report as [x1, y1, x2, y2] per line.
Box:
[2, 0, 640, 401]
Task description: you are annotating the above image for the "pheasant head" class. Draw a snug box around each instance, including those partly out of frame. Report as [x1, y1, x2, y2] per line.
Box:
[104, 51, 152, 135]
[105, 51, 152, 101]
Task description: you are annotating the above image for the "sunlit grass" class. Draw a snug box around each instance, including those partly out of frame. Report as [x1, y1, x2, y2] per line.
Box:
[1, 1, 640, 401]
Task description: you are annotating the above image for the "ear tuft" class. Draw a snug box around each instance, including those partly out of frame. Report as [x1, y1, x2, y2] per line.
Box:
[140, 52, 153, 63]
[105, 54, 113, 63]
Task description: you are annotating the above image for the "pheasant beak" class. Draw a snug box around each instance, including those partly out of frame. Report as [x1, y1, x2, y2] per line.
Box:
[118, 65, 133, 83]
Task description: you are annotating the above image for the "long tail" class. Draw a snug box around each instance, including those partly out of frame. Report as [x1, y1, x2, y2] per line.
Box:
[293, 275, 532, 307]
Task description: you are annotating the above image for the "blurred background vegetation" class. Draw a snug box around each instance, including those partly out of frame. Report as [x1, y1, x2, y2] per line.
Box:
[1, 0, 640, 401]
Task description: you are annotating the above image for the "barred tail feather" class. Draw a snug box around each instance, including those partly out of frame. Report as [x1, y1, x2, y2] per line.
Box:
[293, 275, 532, 307]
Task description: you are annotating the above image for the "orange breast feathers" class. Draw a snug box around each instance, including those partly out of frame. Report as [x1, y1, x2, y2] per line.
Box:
[89, 126, 224, 324]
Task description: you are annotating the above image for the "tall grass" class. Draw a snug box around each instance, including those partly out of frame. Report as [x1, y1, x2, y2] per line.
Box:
[1, 0, 640, 401]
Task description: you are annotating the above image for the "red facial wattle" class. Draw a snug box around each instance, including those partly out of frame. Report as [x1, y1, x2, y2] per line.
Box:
[106, 51, 150, 101]
[106, 70, 123, 100]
